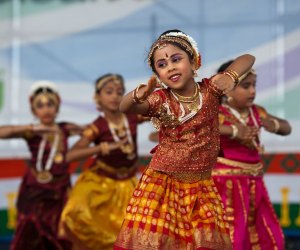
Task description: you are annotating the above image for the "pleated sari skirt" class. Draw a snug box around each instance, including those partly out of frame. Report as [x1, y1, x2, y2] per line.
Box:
[114, 168, 232, 250]
[60, 170, 137, 250]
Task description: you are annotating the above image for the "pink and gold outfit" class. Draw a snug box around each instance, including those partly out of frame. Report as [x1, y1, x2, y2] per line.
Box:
[212, 104, 284, 250]
[114, 79, 231, 250]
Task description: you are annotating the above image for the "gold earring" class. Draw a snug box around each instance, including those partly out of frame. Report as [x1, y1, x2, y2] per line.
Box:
[193, 70, 198, 77]
[227, 96, 233, 103]
[155, 75, 167, 89]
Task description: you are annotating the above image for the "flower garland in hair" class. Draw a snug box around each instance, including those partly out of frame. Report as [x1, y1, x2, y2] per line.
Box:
[162, 32, 199, 54]
[160, 31, 201, 70]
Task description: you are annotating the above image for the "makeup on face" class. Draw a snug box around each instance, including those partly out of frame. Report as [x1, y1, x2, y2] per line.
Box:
[155, 53, 184, 69]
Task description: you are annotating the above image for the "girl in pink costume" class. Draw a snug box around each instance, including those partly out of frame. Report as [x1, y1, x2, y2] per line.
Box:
[212, 60, 292, 250]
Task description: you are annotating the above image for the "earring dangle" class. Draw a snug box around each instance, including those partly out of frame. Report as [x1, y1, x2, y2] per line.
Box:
[227, 96, 233, 103]
[155, 75, 167, 89]
[193, 70, 198, 77]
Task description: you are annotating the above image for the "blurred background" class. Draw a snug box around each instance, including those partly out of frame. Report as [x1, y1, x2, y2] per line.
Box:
[0, 0, 299, 248]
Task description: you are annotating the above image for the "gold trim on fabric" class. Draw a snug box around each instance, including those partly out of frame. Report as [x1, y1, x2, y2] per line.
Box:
[213, 157, 263, 176]
[262, 215, 278, 250]
[91, 160, 136, 179]
[225, 179, 234, 243]
[248, 180, 261, 249]
[237, 180, 247, 223]
[160, 169, 211, 183]
[115, 227, 232, 250]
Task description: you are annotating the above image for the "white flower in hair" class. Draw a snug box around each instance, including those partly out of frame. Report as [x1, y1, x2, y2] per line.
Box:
[163, 32, 199, 53]
[29, 80, 58, 96]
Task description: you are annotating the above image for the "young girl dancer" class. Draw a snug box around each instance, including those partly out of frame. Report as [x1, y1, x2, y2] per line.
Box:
[59, 74, 144, 250]
[0, 81, 81, 250]
[114, 29, 255, 250]
[212, 61, 291, 250]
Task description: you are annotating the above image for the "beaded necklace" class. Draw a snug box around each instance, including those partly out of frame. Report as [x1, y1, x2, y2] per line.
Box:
[36, 132, 59, 183]
[224, 104, 264, 153]
[106, 114, 135, 160]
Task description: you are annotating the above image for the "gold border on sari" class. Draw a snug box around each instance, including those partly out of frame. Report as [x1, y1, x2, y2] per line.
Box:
[213, 157, 264, 176]
[90, 160, 137, 179]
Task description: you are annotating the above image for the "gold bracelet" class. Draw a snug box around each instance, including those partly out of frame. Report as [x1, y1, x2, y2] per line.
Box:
[271, 118, 280, 133]
[223, 69, 240, 87]
[230, 124, 238, 139]
[132, 84, 147, 104]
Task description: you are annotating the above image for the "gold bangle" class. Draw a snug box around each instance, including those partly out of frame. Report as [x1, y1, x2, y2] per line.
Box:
[223, 69, 240, 87]
[271, 119, 280, 133]
[132, 84, 147, 104]
[230, 124, 238, 139]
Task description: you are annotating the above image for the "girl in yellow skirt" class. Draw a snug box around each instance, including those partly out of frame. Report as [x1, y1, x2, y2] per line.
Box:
[114, 29, 255, 250]
[59, 74, 145, 250]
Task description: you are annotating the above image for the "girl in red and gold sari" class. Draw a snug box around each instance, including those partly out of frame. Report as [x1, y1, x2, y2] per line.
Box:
[0, 81, 82, 250]
[59, 74, 145, 250]
[114, 29, 255, 250]
[212, 61, 291, 250]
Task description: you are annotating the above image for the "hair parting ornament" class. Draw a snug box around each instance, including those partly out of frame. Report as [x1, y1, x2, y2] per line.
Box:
[29, 81, 60, 110]
[95, 74, 124, 93]
[238, 68, 256, 83]
[148, 31, 201, 71]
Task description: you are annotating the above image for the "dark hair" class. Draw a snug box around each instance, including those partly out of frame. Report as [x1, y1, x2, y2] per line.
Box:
[33, 87, 55, 96]
[149, 29, 195, 73]
[94, 73, 125, 94]
[217, 60, 233, 73]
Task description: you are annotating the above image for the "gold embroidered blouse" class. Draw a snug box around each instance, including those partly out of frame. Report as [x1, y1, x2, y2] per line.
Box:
[146, 78, 222, 176]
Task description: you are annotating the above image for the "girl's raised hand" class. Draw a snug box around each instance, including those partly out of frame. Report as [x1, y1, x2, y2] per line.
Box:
[137, 75, 160, 101]
[211, 74, 235, 94]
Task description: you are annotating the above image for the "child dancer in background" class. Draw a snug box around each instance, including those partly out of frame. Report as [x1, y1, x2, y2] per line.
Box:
[114, 29, 255, 250]
[0, 81, 82, 250]
[59, 74, 145, 250]
[212, 60, 291, 250]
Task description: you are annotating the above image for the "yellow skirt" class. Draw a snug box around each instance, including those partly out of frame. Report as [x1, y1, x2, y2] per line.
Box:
[59, 170, 137, 250]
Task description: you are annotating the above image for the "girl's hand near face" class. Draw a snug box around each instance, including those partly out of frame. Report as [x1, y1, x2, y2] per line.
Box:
[137, 75, 160, 101]
[120, 75, 160, 114]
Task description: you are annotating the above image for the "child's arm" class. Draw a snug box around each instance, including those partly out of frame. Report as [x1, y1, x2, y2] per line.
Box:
[261, 114, 291, 136]
[0, 125, 32, 139]
[65, 136, 126, 162]
[219, 124, 259, 140]
[212, 54, 255, 93]
[0, 124, 57, 139]
[120, 76, 158, 114]
[65, 123, 86, 136]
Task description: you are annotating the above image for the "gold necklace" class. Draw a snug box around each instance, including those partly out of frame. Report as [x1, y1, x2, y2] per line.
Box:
[187, 100, 200, 112]
[106, 114, 136, 160]
[171, 82, 199, 103]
